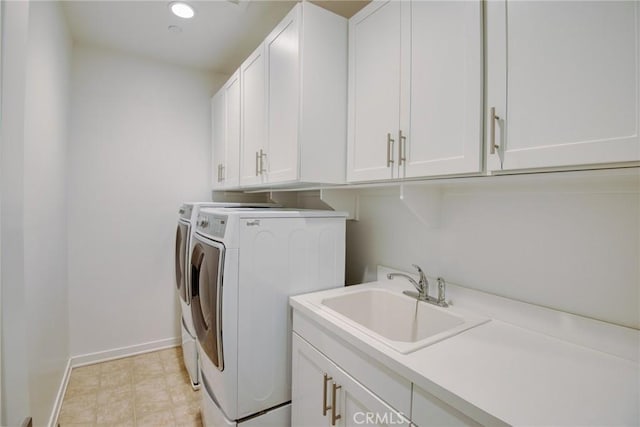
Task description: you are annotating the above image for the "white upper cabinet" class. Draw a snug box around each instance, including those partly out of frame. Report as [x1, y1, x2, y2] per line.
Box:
[239, 43, 267, 187]
[212, 71, 241, 190]
[348, 0, 483, 183]
[224, 71, 241, 189]
[404, 1, 483, 178]
[265, 8, 300, 184]
[211, 89, 226, 190]
[263, 2, 348, 186]
[486, 0, 640, 172]
[233, 2, 347, 189]
[348, 1, 402, 182]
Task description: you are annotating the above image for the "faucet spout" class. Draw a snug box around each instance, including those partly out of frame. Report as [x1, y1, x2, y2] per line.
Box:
[387, 273, 423, 293]
[387, 267, 429, 301]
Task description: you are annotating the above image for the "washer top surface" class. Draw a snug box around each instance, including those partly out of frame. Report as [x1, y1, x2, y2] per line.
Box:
[182, 201, 278, 208]
[179, 202, 279, 221]
[198, 207, 348, 219]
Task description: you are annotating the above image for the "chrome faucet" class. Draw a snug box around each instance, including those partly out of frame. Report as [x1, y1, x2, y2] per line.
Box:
[387, 264, 429, 301]
[387, 264, 448, 307]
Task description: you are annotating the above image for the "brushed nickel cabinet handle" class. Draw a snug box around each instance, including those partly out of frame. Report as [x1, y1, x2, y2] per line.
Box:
[386, 133, 395, 167]
[490, 107, 500, 155]
[398, 129, 406, 166]
[322, 373, 332, 416]
[331, 382, 342, 425]
[259, 149, 267, 174]
[220, 164, 225, 182]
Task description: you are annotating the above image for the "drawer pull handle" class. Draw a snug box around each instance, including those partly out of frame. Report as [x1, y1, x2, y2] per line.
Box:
[331, 382, 342, 425]
[398, 129, 406, 166]
[259, 149, 267, 174]
[322, 373, 332, 416]
[386, 133, 395, 167]
[490, 106, 500, 155]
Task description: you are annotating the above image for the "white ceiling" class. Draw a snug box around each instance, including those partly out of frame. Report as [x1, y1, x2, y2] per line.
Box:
[62, 0, 298, 74]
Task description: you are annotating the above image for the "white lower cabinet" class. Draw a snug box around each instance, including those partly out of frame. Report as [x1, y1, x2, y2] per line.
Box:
[292, 312, 487, 427]
[292, 333, 410, 427]
[411, 386, 480, 427]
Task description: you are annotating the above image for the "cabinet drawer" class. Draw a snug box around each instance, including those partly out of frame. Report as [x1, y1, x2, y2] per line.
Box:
[293, 311, 412, 416]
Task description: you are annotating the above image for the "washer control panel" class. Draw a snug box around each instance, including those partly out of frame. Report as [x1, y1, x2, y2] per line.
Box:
[196, 213, 227, 238]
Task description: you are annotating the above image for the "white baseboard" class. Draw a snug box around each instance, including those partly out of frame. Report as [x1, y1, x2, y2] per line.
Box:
[71, 337, 181, 367]
[48, 358, 71, 427]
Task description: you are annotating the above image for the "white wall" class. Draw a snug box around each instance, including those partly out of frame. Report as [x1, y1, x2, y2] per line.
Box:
[346, 171, 640, 329]
[23, 1, 72, 424]
[1, 1, 72, 425]
[68, 45, 226, 358]
[1, 2, 31, 425]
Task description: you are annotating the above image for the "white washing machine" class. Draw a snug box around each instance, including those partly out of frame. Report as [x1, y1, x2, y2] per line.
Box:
[174, 202, 276, 388]
[190, 208, 347, 426]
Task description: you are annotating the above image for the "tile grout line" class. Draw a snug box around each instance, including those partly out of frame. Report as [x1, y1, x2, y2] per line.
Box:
[162, 355, 175, 426]
[94, 363, 101, 426]
[164, 351, 181, 426]
[131, 358, 138, 427]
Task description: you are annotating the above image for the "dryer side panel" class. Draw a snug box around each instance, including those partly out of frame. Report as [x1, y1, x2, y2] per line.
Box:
[236, 217, 346, 418]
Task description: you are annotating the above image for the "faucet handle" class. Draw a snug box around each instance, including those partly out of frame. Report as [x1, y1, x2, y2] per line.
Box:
[436, 277, 448, 307]
[411, 264, 427, 284]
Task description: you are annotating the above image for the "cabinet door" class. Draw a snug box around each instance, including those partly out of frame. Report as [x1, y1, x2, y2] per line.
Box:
[292, 334, 410, 427]
[411, 385, 481, 427]
[265, 6, 300, 184]
[348, 1, 402, 182]
[486, 0, 640, 172]
[292, 334, 333, 427]
[403, 0, 482, 178]
[211, 90, 226, 190]
[240, 44, 267, 186]
[224, 71, 241, 188]
[333, 363, 410, 427]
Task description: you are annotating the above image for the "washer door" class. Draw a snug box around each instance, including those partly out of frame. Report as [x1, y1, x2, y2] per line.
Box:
[191, 234, 225, 371]
[175, 221, 189, 303]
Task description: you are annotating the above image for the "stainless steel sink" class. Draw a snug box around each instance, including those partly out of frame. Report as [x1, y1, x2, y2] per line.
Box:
[321, 288, 489, 353]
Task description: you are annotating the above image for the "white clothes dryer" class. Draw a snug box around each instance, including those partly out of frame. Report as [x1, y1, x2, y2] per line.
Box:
[175, 202, 277, 388]
[190, 208, 347, 426]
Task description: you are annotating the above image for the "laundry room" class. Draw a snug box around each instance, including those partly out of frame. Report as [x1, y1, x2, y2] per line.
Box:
[0, 1, 638, 426]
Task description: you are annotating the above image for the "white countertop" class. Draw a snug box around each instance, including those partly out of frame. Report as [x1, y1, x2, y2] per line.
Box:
[290, 278, 640, 426]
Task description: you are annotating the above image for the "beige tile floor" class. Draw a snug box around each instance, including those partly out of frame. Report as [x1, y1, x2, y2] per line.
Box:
[57, 347, 202, 427]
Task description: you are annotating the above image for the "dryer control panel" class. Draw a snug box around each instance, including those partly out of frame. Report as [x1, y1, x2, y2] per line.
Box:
[178, 204, 192, 221]
[196, 213, 227, 239]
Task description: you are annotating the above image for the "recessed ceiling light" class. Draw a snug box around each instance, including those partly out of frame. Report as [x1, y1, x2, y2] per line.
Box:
[170, 2, 194, 19]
